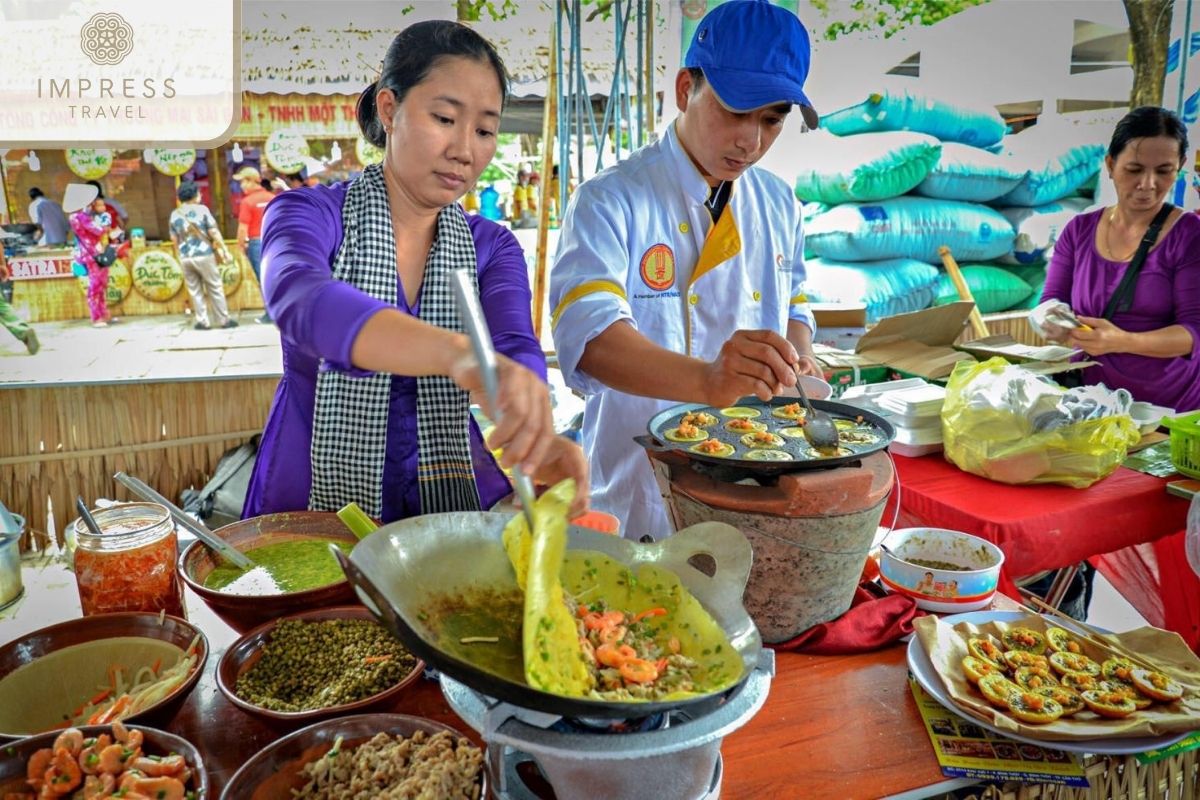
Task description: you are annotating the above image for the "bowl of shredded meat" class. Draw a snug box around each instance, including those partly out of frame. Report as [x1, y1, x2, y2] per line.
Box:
[220, 713, 485, 800]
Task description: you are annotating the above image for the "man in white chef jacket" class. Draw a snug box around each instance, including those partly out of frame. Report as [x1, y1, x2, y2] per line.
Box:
[550, 0, 822, 541]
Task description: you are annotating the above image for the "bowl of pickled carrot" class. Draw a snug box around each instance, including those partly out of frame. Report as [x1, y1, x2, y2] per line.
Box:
[0, 612, 207, 740]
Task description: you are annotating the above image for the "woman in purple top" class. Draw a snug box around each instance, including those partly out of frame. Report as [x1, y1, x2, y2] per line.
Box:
[243, 21, 587, 523]
[1042, 107, 1200, 412]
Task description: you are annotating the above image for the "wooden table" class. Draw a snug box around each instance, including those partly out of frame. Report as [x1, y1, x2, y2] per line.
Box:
[2, 559, 982, 800]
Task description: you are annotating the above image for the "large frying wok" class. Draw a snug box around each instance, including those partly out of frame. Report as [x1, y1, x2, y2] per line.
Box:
[335, 512, 761, 719]
[640, 396, 896, 476]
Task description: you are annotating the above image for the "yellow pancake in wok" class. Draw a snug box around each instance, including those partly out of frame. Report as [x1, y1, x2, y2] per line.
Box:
[503, 480, 742, 702]
[719, 406, 761, 419]
[503, 479, 593, 696]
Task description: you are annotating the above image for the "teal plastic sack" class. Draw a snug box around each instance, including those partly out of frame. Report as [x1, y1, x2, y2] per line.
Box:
[996, 197, 1090, 265]
[1005, 264, 1048, 310]
[993, 130, 1105, 207]
[914, 143, 1025, 203]
[822, 86, 1007, 148]
[805, 197, 1016, 265]
[793, 131, 941, 204]
[804, 257, 939, 322]
[933, 264, 1032, 313]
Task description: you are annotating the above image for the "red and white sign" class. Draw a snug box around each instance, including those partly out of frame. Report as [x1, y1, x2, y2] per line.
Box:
[7, 254, 76, 280]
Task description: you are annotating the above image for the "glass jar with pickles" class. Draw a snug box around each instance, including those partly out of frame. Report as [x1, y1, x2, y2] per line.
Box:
[72, 502, 185, 617]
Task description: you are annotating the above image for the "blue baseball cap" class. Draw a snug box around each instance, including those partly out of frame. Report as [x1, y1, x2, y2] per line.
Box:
[685, 0, 817, 126]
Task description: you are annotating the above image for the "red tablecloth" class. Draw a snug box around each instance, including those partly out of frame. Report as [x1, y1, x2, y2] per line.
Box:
[887, 454, 1197, 651]
[888, 455, 1188, 576]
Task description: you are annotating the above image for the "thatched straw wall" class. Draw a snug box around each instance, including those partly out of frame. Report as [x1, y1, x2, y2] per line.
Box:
[1, 378, 278, 549]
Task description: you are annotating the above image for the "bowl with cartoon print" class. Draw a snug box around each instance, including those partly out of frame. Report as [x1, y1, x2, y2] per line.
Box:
[879, 528, 1004, 613]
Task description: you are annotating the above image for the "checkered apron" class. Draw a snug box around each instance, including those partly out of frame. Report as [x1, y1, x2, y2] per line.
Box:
[308, 164, 482, 517]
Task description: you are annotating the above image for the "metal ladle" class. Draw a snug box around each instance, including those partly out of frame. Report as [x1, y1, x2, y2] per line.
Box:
[794, 370, 840, 453]
[450, 270, 537, 530]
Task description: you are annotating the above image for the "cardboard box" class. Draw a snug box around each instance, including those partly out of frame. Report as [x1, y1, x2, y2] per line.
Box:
[812, 343, 888, 398]
[811, 303, 868, 352]
[957, 334, 1078, 364]
[853, 303, 1096, 381]
[854, 302, 978, 381]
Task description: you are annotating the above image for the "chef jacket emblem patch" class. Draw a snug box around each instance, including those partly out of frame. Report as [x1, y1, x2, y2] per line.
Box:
[639, 243, 675, 291]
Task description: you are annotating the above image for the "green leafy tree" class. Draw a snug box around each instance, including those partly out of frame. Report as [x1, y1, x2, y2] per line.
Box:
[806, 0, 990, 41]
[456, 0, 519, 22]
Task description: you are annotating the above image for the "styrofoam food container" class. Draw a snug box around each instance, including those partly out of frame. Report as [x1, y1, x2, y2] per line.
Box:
[892, 425, 943, 446]
[1129, 401, 1174, 435]
[878, 384, 946, 416]
[879, 527, 1004, 613]
[841, 378, 928, 401]
[889, 440, 944, 458]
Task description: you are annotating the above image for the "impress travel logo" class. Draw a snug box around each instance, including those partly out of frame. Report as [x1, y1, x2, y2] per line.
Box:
[0, 1, 240, 147]
[80, 12, 135, 66]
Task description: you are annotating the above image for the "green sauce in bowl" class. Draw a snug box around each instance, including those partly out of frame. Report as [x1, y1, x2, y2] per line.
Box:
[204, 539, 354, 595]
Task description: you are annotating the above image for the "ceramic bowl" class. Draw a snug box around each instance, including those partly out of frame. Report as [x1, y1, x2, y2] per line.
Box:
[0, 723, 210, 798]
[0, 612, 208, 739]
[215, 606, 425, 724]
[777, 375, 834, 402]
[178, 510, 359, 626]
[879, 527, 1004, 613]
[221, 713, 484, 800]
[1129, 401, 1173, 435]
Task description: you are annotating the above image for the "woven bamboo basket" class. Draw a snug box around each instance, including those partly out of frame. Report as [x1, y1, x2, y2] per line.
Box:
[0, 378, 278, 550]
[955, 748, 1200, 800]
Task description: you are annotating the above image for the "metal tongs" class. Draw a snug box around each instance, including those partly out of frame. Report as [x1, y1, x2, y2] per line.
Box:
[450, 270, 537, 529]
[114, 471, 255, 569]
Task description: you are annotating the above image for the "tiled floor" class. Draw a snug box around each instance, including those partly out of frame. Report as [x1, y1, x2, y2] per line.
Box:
[0, 311, 283, 386]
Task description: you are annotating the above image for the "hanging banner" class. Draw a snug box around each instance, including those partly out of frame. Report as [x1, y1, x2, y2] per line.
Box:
[355, 136, 385, 166]
[148, 149, 197, 177]
[264, 129, 311, 174]
[65, 149, 113, 180]
[131, 249, 184, 302]
[236, 93, 361, 140]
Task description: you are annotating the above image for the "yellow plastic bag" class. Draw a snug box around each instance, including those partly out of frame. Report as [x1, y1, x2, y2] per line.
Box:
[942, 358, 1140, 488]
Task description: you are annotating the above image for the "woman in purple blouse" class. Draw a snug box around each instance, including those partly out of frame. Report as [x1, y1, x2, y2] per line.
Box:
[243, 21, 587, 523]
[1042, 107, 1200, 412]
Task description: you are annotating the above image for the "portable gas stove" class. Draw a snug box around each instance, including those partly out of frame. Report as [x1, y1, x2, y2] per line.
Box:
[440, 649, 775, 800]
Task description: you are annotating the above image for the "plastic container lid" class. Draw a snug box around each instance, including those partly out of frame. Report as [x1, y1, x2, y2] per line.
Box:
[877, 385, 946, 419]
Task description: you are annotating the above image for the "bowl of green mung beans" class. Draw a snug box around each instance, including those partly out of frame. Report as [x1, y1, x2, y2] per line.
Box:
[215, 606, 424, 722]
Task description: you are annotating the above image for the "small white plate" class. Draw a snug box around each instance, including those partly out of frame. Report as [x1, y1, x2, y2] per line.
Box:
[906, 610, 1195, 755]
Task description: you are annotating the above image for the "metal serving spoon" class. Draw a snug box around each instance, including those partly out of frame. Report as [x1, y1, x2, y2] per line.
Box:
[794, 369, 841, 453]
[450, 269, 538, 530]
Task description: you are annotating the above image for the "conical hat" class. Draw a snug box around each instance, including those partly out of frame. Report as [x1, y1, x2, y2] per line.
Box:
[62, 183, 99, 213]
